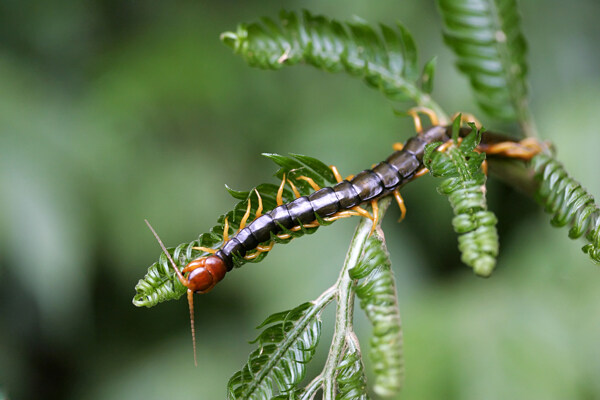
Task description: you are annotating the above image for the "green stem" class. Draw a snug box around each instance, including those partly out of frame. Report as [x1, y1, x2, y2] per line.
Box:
[321, 197, 392, 399]
[519, 110, 539, 139]
[302, 375, 324, 400]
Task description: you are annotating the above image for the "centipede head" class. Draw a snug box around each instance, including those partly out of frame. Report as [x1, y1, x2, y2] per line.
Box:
[184, 256, 227, 293]
[145, 219, 224, 366]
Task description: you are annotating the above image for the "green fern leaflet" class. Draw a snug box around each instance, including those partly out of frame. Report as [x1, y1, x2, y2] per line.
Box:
[533, 153, 600, 264]
[424, 122, 499, 276]
[437, 0, 530, 124]
[221, 10, 444, 116]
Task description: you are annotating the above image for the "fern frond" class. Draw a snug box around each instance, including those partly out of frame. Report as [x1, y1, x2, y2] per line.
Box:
[336, 335, 369, 400]
[270, 390, 304, 400]
[424, 123, 499, 276]
[350, 230, 404, 397]
[227, 298, 331, 400]
[221, 10, 444, 115]
[133, 154, 337, 308]
[437, 0, 530, 124]
[533, 154, 600, 264]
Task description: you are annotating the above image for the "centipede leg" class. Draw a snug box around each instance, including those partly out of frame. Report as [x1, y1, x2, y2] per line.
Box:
[223, 216, 230, 243]
[414, 167, 429, 178]
[481, 159, 488, 176]
[323, 210, 363, 222]
[392, 142, 404, 151]
[191, 246, 218, 254]
[276, 173, 286, 206]
[330, 165, 373, 221]
[330, 165, 343, 183]
[297, 175, 321, 191]
[244, 241, 275, 260]
[254, 189, 263, 218]
[287, 179, 301, 198]
[393, 189, 407, 222]
[351, 205, 374, 221]
[407, 107, 440, 133]
[370, 200, 379, 235]
[436, 137, 460, 153]
[238, 198, 252, 232]
[478, 138, 545, 160]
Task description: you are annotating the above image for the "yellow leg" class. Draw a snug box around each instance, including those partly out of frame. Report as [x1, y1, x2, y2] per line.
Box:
[393, 142, 404, 151]
[370, 200, 379, 235]
[290, 221, 320, 232]
[238, 198, 252, 231]
[407, 107, 440, 133]
[478, 138, 544, 160]
[436, 138, 459, 153]
[323, 210, 363, 222]
[276, 174, 286, 206]
[329, 164, 355, 182]
[223, 216, 230, 243]
[414, 167, 429, 178]
[481, 159, 489, 176]
[352, 205, 374, 221]
[330, 165, 344, 183]
[244, 241, 275, 260]
[256, 242, 274, 252]
[254, 188, 263, 218]
[191, 246, 218, 254]
[287, 179, 301, 198]
[297, 175, 321, 192]
[393, 190, 407, 222]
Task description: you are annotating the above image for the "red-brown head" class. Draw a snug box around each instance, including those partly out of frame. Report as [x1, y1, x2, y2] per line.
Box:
[184, 255, 227, 293]
[145, 220, 228, 366]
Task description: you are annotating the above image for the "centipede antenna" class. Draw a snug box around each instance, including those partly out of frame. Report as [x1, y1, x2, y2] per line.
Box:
[144, 219, 186, 284]
[187, 289, 198, 367]
[145, 219, 198, 366]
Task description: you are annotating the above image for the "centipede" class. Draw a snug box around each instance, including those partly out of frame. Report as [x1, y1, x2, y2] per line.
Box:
[143, 111, 545, 364]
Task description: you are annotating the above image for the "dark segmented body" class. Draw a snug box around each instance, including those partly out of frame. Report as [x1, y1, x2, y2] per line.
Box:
[215, 125, 450, 269]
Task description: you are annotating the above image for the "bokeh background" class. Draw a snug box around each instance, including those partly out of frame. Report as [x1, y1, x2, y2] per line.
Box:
[1, 1, 599, 399]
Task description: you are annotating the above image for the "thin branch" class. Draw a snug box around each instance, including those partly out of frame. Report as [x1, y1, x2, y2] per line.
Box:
[321, 197, 392, 399]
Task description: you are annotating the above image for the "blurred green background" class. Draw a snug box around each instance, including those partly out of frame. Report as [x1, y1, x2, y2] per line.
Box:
[1, 1, 599, 399]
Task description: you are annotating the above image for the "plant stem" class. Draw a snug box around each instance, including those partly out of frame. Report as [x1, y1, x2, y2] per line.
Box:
[321, 197, 392, 399]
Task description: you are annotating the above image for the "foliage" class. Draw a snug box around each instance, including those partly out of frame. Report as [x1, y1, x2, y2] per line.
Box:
[227, 302, 325, 400]
[130, 3, 599, 399]
[424, 120, 499, 276]
[533, 153, 600, 264]
[221, 9, 446, 118]
[350, 229, 404, 396]
[437, 0, 531, 125]
[335, 335, 369, 400]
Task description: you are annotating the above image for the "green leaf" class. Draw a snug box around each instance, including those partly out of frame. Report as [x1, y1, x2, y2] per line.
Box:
[533, 154, 600, 264]
[350, 230, 405, 397]
[437, 0, 530, 123]
[420, 56, 437, 94]
[227, 302, 324, 400]
[133, 154, 337, 308]
[335, 336, 369, 400]
[424, 124, 499, 276]
[221, 10, 432, 107]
